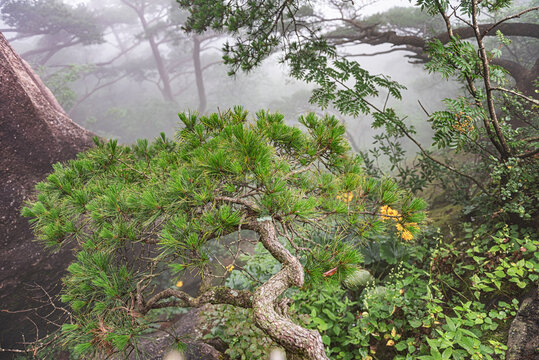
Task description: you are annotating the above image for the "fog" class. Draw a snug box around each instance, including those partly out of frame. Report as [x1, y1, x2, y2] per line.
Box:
[2, 0, 460, 153]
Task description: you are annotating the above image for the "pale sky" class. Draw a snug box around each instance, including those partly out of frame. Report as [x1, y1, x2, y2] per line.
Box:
[361, 0, 414, 15]
[63, 0, 414, 14]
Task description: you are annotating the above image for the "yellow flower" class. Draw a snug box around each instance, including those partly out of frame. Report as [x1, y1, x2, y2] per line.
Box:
[380, 205, 402, 221]
[401, 230, 413, 241]
[175, 280, 183, 288]
[226, 264, 235, 272]
[380, 205, 390, 220]
[337, 192, 354, 202]
[395, 223, 404, 232]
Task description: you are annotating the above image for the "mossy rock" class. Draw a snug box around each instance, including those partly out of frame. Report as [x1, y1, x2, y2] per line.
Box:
[343, 268, 374, 289]
[506, 287, 539, 360]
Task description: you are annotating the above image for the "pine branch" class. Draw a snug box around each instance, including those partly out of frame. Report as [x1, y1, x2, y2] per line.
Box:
[137, 286, 253, 313]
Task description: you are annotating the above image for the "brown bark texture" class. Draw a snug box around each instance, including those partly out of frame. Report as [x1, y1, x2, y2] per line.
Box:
[249, 220, 329, 360]
[0, 31, 94, 355]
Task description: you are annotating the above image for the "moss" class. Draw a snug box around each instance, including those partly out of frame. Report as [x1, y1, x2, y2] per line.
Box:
[428, 203, 463, 228]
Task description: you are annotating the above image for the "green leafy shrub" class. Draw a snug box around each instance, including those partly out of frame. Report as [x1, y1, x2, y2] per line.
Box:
[202, 305, 277, 359]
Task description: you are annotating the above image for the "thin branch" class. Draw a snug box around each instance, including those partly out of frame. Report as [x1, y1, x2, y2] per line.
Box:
[517, 147, 539, 159]
[417, 100, 431, 117]
[116, 158, 151, 180]
[214, 196, 259, 212]
[483, 6, 539, 38]
[342, 47, 409, 57]
[393, 121, 491, 196]
[491, 87, 539, 106]
[471, 0, 511, 158]
[437, 1, 454, 36]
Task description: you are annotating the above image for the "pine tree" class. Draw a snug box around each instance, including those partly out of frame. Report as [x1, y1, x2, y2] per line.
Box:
[23, 108, 425, 359]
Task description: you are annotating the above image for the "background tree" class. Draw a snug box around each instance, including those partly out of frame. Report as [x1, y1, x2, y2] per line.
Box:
[0, 0, 104, 63]
[1, 0, 224, 131]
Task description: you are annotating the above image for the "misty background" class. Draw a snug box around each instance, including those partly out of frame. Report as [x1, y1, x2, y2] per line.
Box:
[2, 0, 462, 157]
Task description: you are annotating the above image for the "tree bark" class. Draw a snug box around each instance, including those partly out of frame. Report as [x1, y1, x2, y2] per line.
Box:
[492, 58, 539, 98]
[327, 22, 539, 50]
[122, 0, 175, 103]
[249, 220, 329, 360]
[193, 35, 207, 114]
[140, 17, 175, 103]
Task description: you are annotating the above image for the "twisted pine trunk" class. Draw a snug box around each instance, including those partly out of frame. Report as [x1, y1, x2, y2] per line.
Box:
[250, 220, 329, 360]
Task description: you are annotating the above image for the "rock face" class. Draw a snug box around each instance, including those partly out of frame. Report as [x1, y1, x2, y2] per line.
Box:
[506, 287, 539, 360]
[0, 32, 94, 355]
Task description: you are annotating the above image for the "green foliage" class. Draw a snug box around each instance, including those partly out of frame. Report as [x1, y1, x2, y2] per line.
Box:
[360, 3, 539, 225]
[38, 64, 94, 110]
[293, 283, 359, 359]
[194, 215, 536, 360]
[202, 305, 278, 359]
[23, 108, 424, 357]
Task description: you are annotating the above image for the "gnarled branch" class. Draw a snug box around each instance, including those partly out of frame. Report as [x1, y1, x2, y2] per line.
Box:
[137, 286, 253, 314]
